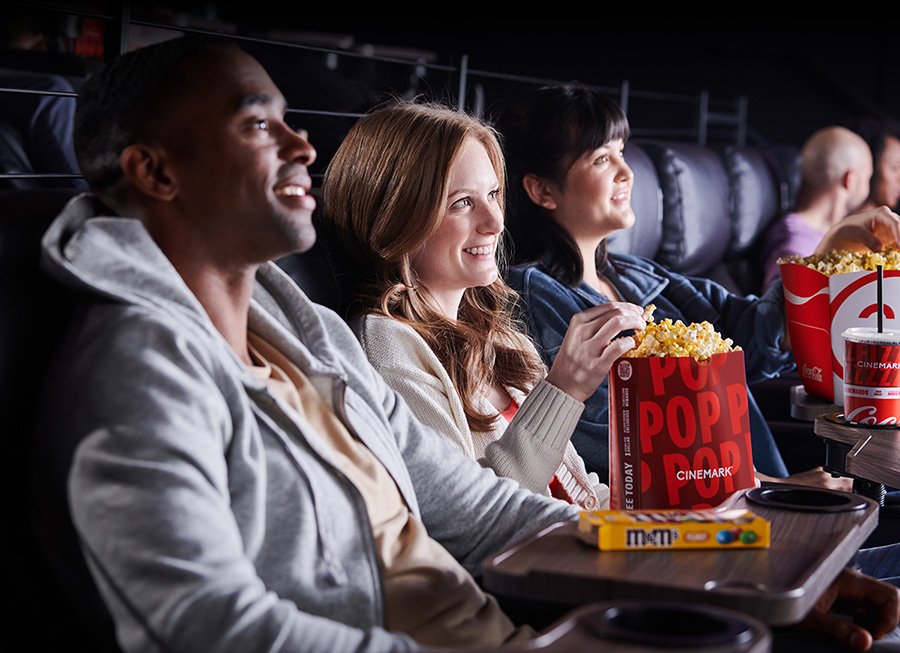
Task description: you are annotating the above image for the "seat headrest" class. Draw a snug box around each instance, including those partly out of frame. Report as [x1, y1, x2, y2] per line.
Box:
[637, 140, 732, 277]
[718, 145, 781, 255]
[607, 142, 663, 259]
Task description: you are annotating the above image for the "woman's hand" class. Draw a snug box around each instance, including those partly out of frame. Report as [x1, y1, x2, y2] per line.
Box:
[545, 302, 646, 403]
[815, 206, 900, 255]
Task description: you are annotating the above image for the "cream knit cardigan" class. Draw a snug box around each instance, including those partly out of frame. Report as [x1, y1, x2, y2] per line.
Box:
[352, 314, 608, 509]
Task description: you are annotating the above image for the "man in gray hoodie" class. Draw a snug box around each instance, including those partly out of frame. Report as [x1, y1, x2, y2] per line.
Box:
[37, 34, 583, 652]
[36, 35, 898, 653]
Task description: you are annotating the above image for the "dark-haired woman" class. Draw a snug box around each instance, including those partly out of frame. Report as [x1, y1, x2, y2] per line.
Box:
[497, 83, 899, 488]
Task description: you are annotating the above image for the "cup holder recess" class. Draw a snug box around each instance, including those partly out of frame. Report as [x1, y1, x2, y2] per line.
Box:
[745, 486, 866, 512]
[586, 602, 757, 648]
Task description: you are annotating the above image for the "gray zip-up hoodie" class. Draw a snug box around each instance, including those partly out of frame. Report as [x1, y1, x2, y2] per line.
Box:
[38, 194, 579, 652]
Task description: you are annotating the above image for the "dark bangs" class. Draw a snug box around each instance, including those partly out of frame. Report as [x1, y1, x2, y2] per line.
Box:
[559, 89, 631, 179]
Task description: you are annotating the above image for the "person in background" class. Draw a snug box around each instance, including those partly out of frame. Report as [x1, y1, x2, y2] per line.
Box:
[847, 117, 900, 213]
[760, 125, 874, 289]
[322, 100, 644, 509]
[0, 5, 87, 188]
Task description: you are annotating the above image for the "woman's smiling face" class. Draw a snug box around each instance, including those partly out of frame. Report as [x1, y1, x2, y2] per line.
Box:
[547, 139, 635, 243]
[409, 137, 504, 319]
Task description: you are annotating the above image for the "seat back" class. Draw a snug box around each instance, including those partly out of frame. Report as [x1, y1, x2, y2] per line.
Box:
[1, 188, 120, 651]
[717, 145, 784, 295]
[636, 140, 733, 281]
[607, 142, 664, 259]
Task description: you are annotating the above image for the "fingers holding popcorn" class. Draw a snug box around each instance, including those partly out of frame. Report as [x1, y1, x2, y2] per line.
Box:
[814, 206, 900, 255]
[545, 302, 646, 402]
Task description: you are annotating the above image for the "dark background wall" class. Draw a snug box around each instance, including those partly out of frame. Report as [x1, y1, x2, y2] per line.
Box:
[5, 4, 899, 162]
[287, 26, 898, 148]
[224, 21, 900, 179]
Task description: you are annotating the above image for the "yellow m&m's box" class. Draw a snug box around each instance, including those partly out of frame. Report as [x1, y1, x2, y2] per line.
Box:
[577, 508, 770, 551]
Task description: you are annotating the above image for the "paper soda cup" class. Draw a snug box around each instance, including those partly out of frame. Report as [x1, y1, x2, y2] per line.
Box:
[841, 327, 900, 426]
[781, 264, 900, 403]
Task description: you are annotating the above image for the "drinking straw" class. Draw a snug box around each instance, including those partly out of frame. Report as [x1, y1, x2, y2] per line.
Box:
[877, 264, 883, 333]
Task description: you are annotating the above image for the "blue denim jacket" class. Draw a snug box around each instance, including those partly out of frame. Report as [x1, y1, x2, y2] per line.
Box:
[506, 252, 795, 482]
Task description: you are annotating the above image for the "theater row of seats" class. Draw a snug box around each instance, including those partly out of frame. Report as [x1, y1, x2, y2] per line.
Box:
[2, 137, 811, 650]
[612, 139, 800, 296]
[282, 139, 803, 309]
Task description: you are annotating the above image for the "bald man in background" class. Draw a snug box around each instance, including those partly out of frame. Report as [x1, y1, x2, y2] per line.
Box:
[761, 125, 874, 289]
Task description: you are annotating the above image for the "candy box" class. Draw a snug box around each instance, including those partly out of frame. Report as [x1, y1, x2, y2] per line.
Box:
[780, 264, 900, 403]
[577, 508, 770, 551]
[608, 351, 756, 510]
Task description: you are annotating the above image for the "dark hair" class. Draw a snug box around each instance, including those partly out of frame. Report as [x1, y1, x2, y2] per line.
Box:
[495, 83, 630, 286]
[74, 35, 238, 206]
[843, 116, 900, 205]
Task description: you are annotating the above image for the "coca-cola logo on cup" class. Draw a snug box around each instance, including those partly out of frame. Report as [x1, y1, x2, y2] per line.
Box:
[802, 364, 823, 383]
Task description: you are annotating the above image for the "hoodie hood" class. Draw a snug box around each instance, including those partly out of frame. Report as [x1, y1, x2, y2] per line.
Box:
[41, 193, 209, 322]
[39, 192, 346, 380]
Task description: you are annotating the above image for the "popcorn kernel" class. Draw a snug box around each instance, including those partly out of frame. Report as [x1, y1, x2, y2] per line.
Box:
[778, 245, 899, 276]
[625, 304, 740, 361]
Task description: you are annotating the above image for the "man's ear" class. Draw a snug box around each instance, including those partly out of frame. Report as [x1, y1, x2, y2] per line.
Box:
[120, 143, 177, 201]
[840, 167, 858, 193]
[522, 173, 557, 211]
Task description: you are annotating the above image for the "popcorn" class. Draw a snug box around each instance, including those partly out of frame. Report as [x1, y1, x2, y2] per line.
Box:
[778, 245, 900, 276]
[625, 304, 740, 361]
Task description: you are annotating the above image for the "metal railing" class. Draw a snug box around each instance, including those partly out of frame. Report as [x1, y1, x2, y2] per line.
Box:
[1, 3, 749, 186]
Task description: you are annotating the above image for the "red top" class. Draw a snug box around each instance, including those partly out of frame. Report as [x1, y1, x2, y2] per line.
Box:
[499, 398, 519, 423]
[499, 397, 573, 504]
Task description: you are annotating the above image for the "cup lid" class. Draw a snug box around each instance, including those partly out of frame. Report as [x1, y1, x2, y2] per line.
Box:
[841, 326, 900, 344]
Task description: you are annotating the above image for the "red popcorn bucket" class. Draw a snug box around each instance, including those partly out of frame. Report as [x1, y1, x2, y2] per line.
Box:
[842, 327, 900, 426]
[780, 263, 900, 403]
[608, 351, 756, 510]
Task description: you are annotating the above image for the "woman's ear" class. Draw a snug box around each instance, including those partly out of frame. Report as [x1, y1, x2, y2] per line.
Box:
[120, 143, 178, 201]
[522, 173, 557, 211]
